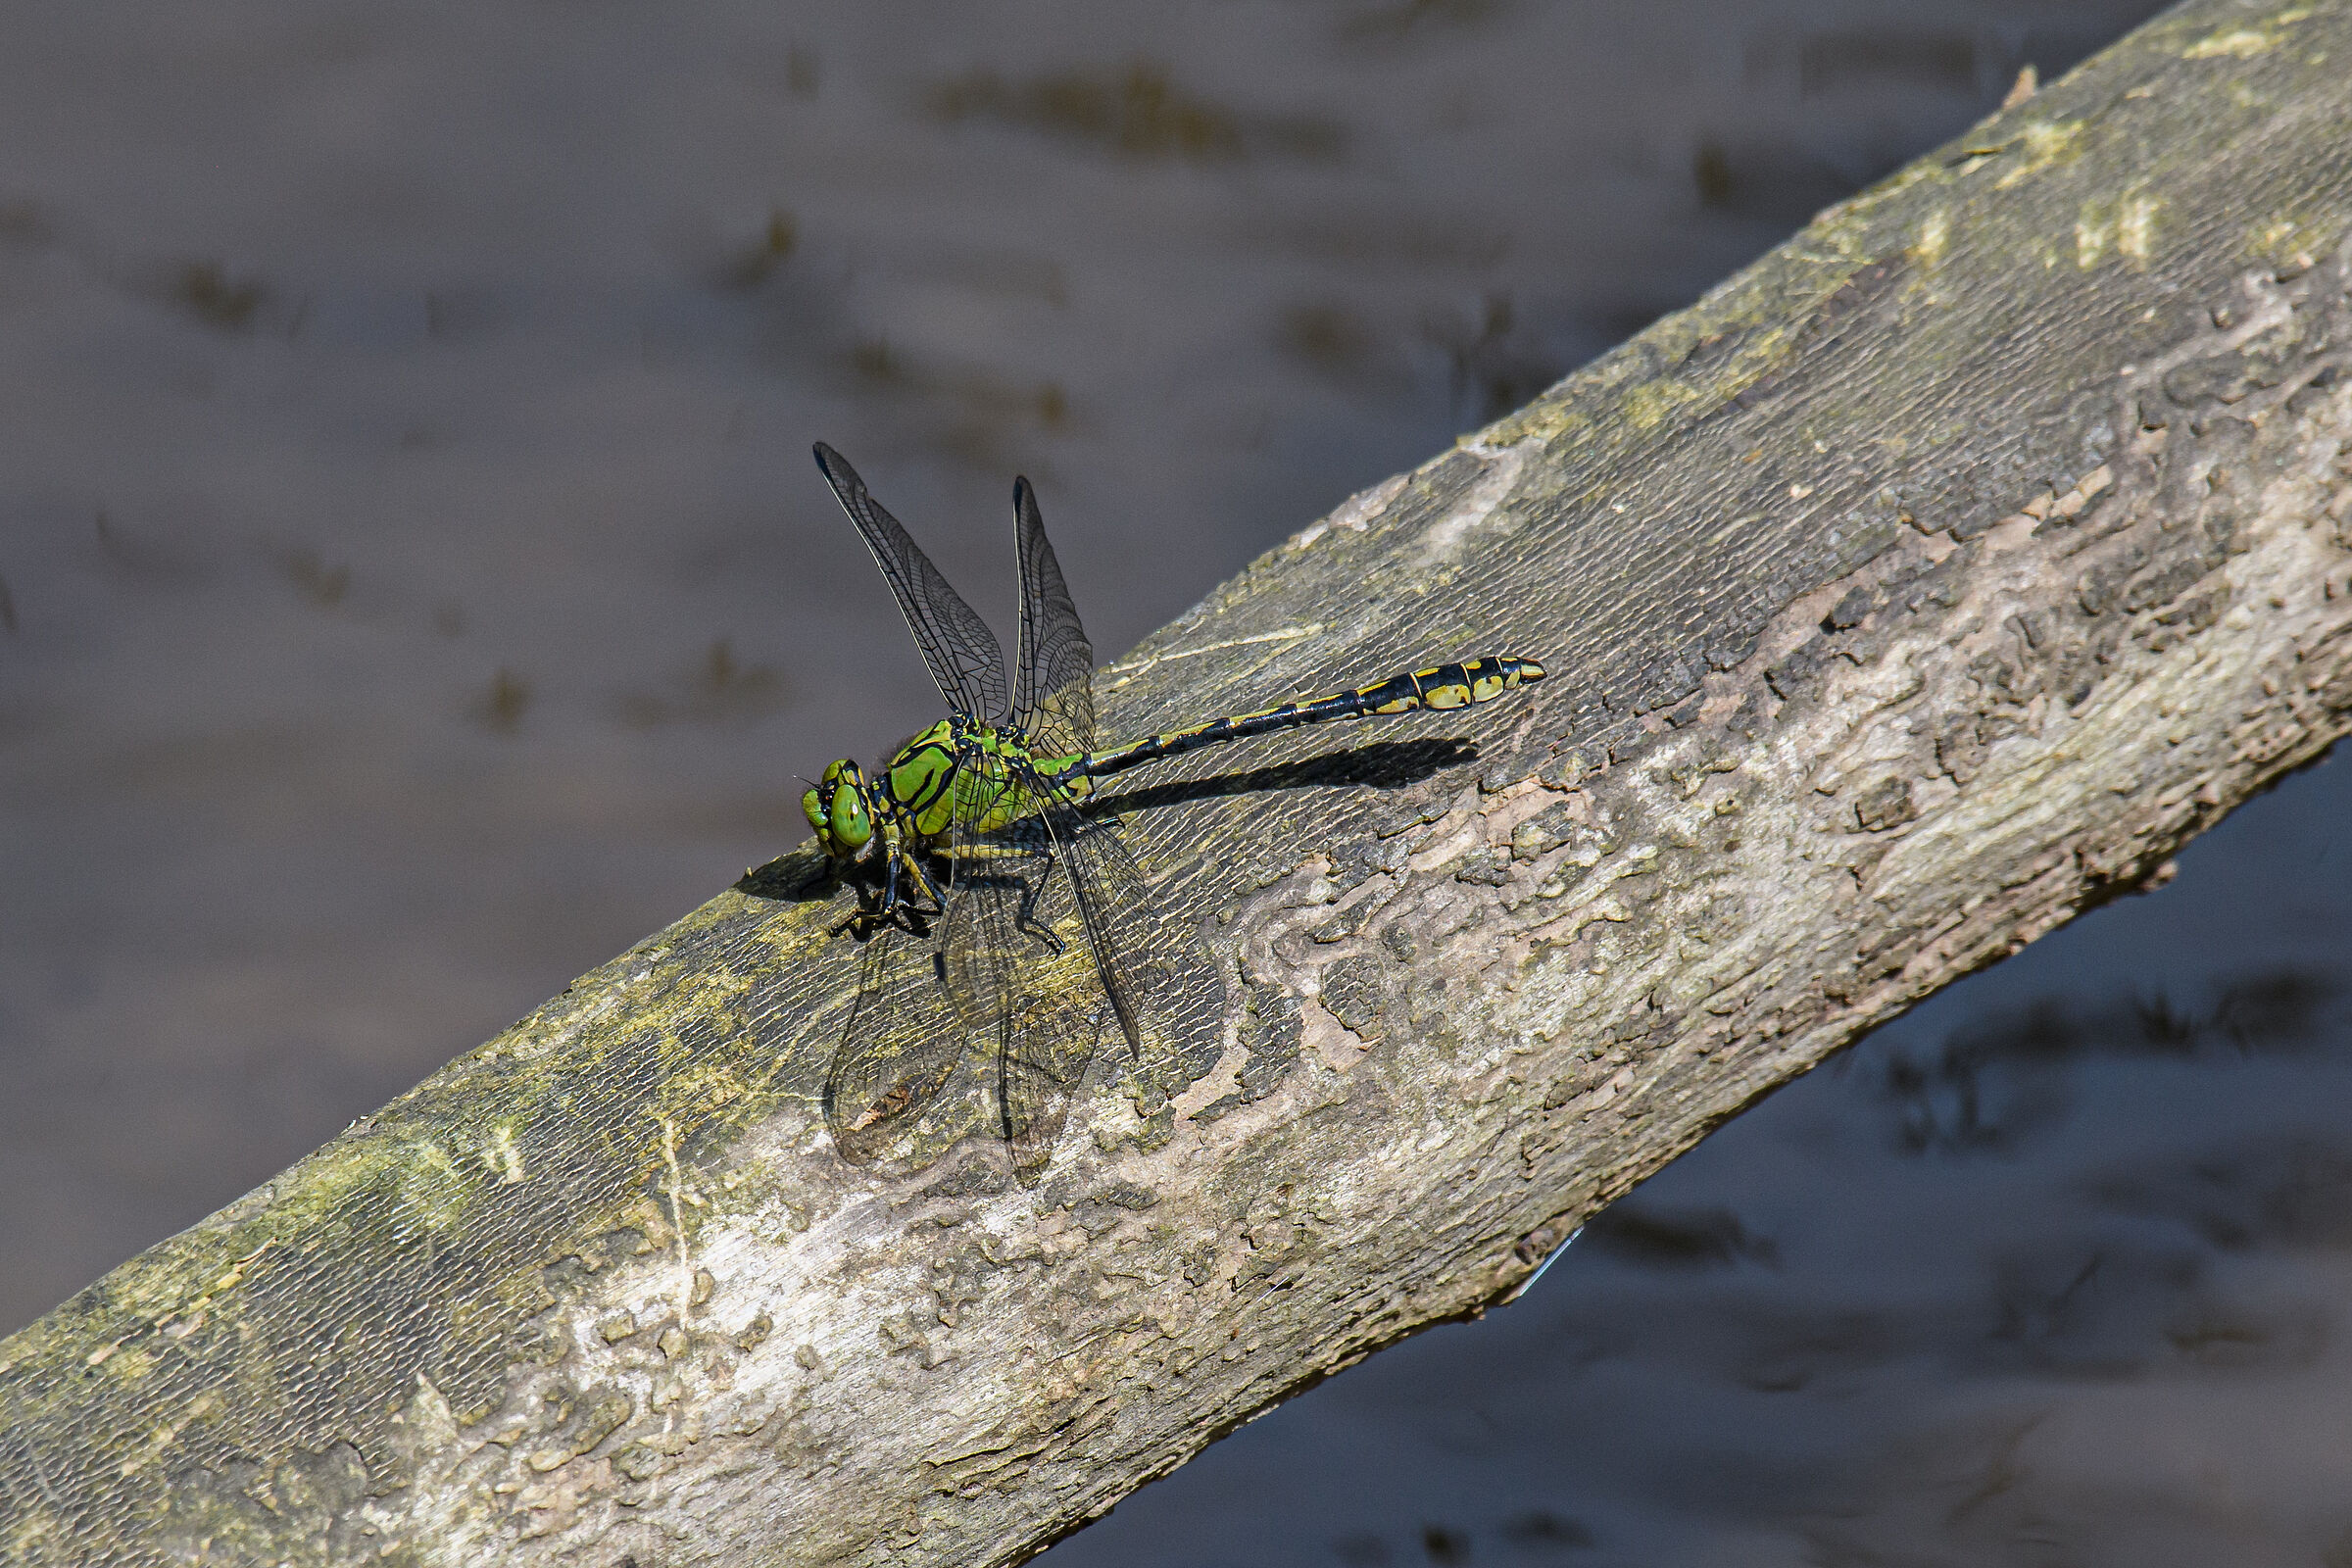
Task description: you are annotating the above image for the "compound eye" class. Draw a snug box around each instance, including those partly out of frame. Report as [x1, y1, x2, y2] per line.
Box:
[829, 783, 873, 850]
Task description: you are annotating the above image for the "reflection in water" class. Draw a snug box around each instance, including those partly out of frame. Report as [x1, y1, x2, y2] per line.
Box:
[608, 638, 790, 731]
[926, 61, 1348, 167]
[4, 0, 2302, 1559]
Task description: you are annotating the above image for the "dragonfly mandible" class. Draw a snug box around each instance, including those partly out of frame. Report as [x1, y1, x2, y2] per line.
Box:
[802, 443, 1544, 1181]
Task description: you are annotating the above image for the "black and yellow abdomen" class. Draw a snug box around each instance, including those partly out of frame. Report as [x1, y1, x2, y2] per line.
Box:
[1073, 655, 1544, 781]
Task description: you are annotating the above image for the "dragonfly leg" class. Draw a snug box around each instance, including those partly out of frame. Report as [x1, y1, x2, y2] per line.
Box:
[1012, 847, 1066, 953]
[900, 852, 948, 918]
[831, 884, 885, 936]
[833, 843, 933, 936]
[935, 840, 1060, 947]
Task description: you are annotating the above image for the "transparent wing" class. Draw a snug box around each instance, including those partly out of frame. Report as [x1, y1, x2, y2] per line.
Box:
[824, 919, 966, 1166]
[964, 820, 1113, 1186]
[939, 753, 1122, 1187]
[1010, 475, 1099, 756]
[930, 745, 1049, 1180]
[1001, 993, 1106, 1184]
[813, 442, 1009, 722]
[938, 826, 1021, 1059]
[1037, 790, 1225, 1109]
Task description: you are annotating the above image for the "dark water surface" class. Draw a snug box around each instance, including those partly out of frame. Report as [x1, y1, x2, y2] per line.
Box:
[16, 0, 2338, 1561]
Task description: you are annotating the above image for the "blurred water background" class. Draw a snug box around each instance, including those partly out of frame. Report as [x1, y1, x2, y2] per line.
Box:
[11, 0, 2351, 1561]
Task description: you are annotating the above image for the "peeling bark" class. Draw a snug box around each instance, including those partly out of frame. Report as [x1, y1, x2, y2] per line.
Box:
[9, 1, 2352, 1563]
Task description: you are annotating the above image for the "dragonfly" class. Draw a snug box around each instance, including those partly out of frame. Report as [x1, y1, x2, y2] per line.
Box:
[803, 442, 1545, 1181]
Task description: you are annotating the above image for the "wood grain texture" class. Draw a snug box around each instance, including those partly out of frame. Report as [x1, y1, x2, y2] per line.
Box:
[9, 0, 2352, 1561]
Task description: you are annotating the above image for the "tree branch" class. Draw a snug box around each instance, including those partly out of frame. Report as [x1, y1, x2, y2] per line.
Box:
[8, 1, 2352, 1562]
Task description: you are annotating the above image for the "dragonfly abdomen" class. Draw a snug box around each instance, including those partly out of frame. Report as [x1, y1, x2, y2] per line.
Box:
[1078, 655, 1544, 780]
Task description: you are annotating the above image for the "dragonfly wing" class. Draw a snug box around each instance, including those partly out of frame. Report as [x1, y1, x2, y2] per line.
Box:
[942, 765, 1119, 1185]
[938, 838, 1019, 1063]
[824, 921, 966, 1166]
[1010, 475, 1098, 756]
[813, 442, 1009, 722]
[1001, 993, 1104, 1185]
[1041, 794, 1226, 1107]
[936, 741, 1028, 1041]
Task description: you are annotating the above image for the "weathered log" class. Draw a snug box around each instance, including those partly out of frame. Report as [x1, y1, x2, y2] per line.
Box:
[9, 0, 2352, 1561]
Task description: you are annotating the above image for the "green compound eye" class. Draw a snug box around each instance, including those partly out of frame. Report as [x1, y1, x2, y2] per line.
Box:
[807, 760, 874, 854]
[828, 778, 873, 851]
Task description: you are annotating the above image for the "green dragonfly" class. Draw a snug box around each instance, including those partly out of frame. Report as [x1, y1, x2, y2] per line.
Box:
[803, 443, 1544, 1180]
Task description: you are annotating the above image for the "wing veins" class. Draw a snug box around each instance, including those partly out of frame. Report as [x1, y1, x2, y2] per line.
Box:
[814, 442, 1008, 721]
[824, 921, 964, 1164]
[1037, 787, 1224, 1096]
[1011, 475, 1098, 755]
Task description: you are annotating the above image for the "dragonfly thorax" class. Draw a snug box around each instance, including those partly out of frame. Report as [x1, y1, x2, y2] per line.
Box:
[885, 717, 1054, 842]
[805, 714, 1102, 867]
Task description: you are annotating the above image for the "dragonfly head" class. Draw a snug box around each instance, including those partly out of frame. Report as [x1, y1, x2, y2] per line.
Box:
[803, 758, 878, 858]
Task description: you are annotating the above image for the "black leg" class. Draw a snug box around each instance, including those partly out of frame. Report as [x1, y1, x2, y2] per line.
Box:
[1013, 848, 1066, 953]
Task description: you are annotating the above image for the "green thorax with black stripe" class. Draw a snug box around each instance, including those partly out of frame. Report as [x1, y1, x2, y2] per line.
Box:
[868, 716, 1091, 846]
